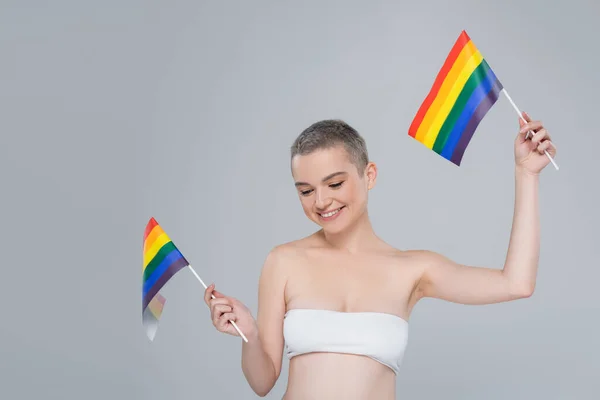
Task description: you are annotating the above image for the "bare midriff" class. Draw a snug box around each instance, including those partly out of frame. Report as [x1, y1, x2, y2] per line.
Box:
[282, 352, 396, 400]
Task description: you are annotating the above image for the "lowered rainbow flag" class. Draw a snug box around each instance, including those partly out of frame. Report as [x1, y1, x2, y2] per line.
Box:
[409, 30, 503, 165]
[142, 217, 189, 340]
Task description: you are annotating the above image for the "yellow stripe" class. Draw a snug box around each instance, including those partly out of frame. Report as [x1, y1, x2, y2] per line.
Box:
[143, 224, 164, 253]
[415, 40, 478, 142]
[422, 51, 483, 148]
[143, 232, 171, 269]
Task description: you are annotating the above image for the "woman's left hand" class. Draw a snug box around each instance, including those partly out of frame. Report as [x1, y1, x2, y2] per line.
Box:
[514, 112, 557, 175]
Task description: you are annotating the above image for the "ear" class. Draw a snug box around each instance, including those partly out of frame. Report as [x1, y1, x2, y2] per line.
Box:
[365, 162, 377, 190]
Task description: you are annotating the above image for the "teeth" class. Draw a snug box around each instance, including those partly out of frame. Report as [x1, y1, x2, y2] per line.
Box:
[322, 208, 341, 218]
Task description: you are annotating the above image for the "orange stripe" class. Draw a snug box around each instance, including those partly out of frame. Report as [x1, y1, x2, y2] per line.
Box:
[408, 30, 471, 138]
[143, 224, 165, 253]
[414, 39, 478, 142]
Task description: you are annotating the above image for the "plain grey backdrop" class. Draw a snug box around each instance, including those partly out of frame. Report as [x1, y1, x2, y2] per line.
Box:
[1, 0, 598, 399]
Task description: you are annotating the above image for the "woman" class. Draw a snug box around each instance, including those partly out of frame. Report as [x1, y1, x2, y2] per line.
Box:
[203, 115, 555, 399]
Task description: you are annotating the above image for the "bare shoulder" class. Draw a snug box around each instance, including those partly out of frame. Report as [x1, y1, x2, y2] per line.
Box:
[268, 237, 309, 259]
[377, 243, 436, 265]
[389, 248, 455, 290]
[383, 246, 448, 280]
[269, 231, 323, 258]
[259, 234, 317, 277]
[396, 248, 447, 264]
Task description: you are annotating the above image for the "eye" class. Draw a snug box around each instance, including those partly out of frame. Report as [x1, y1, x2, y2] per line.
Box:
[300, 189, 313, 196]
[329, 181, 344, 189]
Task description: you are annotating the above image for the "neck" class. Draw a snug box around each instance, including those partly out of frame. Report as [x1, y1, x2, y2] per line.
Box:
[319, 210, 379, 253]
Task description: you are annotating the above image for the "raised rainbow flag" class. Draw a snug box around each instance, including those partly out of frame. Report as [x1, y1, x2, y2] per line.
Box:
[142, 217, 189, 340]
[408, 30, 503, 165]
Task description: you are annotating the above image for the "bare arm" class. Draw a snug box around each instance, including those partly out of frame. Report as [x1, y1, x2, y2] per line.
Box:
[417, 115, 554, 305]
[241, 247, 288, 397]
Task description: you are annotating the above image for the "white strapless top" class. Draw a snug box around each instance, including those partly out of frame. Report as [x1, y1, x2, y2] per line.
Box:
[283, 308, 409, 375]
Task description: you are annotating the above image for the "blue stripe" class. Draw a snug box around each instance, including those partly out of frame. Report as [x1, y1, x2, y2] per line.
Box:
[440, 66, 498, 160]
[142, 248, 184, 296]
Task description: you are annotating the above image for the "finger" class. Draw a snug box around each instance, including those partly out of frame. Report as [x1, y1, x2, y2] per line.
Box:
[209, 300, 231, 320]
[531, 128, 549, 144]
[204, 283, 215, 305]
[213, 304, 233, 315]
[520, 120, 543, 135]
[519, 111, 531, 127]
[209, 298, 231, 312]
[537, 140, 552, 154]
[212, 305, 232, 326]
[220, 312, 237, 323]
[212, 289, 226, 298]
[218, 312, 238, 331]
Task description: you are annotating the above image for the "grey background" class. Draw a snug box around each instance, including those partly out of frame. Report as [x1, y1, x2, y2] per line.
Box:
[1, 1, 598, 399]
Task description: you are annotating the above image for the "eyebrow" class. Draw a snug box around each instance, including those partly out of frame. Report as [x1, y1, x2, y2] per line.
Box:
[294, 171, 347, 187]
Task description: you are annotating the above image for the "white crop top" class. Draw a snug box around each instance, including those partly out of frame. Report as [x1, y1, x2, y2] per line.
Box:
[283, 308, 409, 375]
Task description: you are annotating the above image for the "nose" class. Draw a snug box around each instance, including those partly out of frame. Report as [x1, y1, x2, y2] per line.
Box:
[315, 188, 332, 211]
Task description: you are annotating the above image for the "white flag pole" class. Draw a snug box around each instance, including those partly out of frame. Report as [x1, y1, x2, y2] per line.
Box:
[188, 265, 249, 343]
[500, 88, 559, 171]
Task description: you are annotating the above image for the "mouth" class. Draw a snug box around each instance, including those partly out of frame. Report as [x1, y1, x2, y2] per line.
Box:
[317, 206, 346, 221]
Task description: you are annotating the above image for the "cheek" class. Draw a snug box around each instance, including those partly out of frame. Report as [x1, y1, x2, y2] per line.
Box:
[299, 196, 313, 212]
[342, 182, 361, 199]
[344, 183, 367, 205]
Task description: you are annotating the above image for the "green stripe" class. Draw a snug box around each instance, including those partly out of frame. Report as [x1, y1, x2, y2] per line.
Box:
[432, 60, 492, 154]
[143, 241, 177, 282]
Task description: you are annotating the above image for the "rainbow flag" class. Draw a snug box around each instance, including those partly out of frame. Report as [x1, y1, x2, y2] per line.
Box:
[142, 217, 189, 340]
[408, 30, 503, 165]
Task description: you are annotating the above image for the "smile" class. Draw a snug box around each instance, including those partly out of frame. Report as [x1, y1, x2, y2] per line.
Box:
[318, 206, 345, 220]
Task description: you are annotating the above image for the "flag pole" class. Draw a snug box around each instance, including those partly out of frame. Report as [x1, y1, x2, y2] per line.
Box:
[500, 88, 559, 171]
[187, 265, 249, 343]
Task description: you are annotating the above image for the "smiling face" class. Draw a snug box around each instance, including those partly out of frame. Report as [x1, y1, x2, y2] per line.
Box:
[291, 145, 376, 234]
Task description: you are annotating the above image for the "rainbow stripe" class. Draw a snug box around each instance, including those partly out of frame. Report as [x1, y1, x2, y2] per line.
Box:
[142, 217, 189, 339]
[408, 30, 503, 165]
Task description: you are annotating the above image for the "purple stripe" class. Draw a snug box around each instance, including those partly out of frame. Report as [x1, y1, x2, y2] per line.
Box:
[142, 257, 188, 311]
[450, 78, 503, 165]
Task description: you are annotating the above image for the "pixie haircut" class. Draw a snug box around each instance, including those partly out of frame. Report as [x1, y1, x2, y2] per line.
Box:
[290, 119, 369, 175]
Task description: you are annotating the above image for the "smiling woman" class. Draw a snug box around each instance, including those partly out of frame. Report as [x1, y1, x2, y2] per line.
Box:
[290, 120, 376, 236]
[203, 117, 555, 399]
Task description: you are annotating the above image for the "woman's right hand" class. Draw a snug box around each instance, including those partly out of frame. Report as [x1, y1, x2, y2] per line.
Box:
[204, 283, 257, 338]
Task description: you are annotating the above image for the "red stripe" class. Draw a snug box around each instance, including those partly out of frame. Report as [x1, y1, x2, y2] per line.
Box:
[408, 30, 471, 138]
[144, 217, 158, 241]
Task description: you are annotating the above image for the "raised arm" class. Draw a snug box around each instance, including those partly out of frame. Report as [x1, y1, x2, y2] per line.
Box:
[416, 113, 556, 305]
[241, 246, 288, 397]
